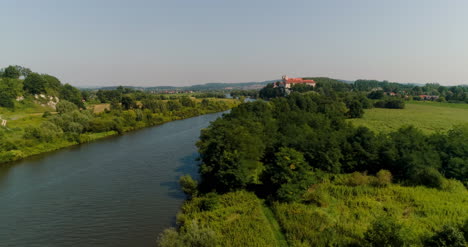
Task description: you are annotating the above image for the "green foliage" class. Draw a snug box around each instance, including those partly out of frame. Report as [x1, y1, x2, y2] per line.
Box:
[273, 176, 468, 246]
[368, 90, 385, 99]
[157, 228, 179, 247]
[424, 225, 466, 247]
[56, 100, 78, 114]
[259, 83, 283, 99]
[3, 65, 20, 79]
[0, 91, 14, 108]
[364, 216, 404, 247]
[376, 169, 393, 187]
[121, 95, 136, 110]
[179, 175, 198, 199]
[23, 72, 47, 94]
[60, 83, 84, 108]
[410, 167, 444, 189]
[374, 98, 405, 109]
[169, 191, 281, 247]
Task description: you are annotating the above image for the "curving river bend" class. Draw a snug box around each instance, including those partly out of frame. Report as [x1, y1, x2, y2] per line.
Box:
[0, 111, 226, 247]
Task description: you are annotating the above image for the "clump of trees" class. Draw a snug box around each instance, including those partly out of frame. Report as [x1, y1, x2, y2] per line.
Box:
[0, 65, 85, 110]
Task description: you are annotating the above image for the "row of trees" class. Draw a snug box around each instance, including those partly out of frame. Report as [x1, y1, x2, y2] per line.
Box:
[259, 77, 468, 103]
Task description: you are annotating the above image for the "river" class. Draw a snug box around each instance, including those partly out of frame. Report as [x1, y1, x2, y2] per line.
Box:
[0, 111, 226, 247]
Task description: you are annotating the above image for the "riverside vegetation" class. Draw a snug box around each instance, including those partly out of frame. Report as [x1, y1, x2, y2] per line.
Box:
[159, 79, 468, 247]
[0, 65, 240, 164]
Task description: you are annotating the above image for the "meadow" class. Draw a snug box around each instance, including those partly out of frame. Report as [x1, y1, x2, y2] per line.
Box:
[273, 173, 468, 246]
[349, 101, 468, 133]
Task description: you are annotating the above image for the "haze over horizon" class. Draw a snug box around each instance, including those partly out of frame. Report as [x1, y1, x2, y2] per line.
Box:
[2, 0, 468, 86]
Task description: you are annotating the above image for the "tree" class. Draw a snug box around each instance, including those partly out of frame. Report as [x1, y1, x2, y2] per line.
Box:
[179, 96, 195, 107]
[42, 74, 62, 94]
[23, 73, 46, 94]
[56, 100, 78, 114]
[121, 95, 136, 110]
[60, 84, 84, 108]
[0, 91, 14, 109]
[264, 147, 315, 202]
[368, 90, 384, 99]
[346, 99, 364, 118]
[2, 65, 20, 79]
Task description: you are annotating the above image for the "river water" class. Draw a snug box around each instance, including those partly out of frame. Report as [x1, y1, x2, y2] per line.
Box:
[0, 111, 226, 247]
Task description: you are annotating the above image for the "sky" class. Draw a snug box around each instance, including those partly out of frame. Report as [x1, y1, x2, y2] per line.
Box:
[1, 0, 468, 86]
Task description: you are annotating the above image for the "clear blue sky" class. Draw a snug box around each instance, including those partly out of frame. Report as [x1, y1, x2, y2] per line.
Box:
[1, 0, 468, 86]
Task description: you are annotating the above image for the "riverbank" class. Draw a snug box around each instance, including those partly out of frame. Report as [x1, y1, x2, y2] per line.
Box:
[0, 99, 239, 165]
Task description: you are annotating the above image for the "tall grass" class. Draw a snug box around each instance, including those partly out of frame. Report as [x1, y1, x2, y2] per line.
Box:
[273, 173, 468, 246]
[166, 191, 281, 247]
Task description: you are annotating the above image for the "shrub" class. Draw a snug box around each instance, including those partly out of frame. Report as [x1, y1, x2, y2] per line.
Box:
[364, 216, 404, 247]
[410, 167, 444, 189]
[375, 169, 392, 187]
[157, 228, 179, 247]
[424, 225, 466, 247]
[347, 172, 375, 186]
[199, 192, 219, 211]
[179, 175, 198, 199]
[56, 100, 78, 114]
[303, 184, 331, 207]
[461, 219, 468, 242]
[42, 111, 52, 118]
[179, 221, 219, 247]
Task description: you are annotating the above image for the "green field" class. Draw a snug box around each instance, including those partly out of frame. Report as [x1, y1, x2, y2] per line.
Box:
[349, 101, 468, 133]
[273, 173, 468, 246]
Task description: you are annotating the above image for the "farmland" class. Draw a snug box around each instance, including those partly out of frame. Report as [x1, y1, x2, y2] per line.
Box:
[349, 101, 468, 133]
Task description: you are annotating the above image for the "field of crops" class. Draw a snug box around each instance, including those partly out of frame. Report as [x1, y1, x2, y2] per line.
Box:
[349, 101, 468, 133]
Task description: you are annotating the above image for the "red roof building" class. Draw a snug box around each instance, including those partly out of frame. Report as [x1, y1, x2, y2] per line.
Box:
[278, 76, 316, 88]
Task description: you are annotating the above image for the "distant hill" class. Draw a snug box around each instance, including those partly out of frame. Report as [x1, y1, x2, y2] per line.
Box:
[82, 80, 278, 91]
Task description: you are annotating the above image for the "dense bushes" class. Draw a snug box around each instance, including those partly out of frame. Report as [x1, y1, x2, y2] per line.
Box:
[374, 98, 405, 109]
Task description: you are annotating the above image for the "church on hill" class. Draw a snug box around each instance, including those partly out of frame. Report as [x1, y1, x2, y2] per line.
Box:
[275, 76, 316, 89]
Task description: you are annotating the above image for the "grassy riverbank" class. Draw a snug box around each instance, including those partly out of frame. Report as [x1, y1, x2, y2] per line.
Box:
[0, 98, 240, 165]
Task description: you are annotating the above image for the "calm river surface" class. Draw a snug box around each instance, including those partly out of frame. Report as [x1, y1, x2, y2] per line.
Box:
[0, 111, 226, 247]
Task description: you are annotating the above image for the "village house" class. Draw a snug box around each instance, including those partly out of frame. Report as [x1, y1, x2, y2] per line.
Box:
[419, 95, 439, 100]
[275, 76, 316, 89]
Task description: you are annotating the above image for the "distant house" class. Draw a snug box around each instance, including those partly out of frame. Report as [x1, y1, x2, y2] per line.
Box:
[275, 76, 316, 89]
[419, 95, 439, 100]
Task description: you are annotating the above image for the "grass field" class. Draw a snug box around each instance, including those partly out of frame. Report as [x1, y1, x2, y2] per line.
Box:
[349, 101, 468, 133]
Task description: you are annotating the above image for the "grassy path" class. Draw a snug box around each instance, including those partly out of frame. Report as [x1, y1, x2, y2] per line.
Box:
[262, 204, 289, 247]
